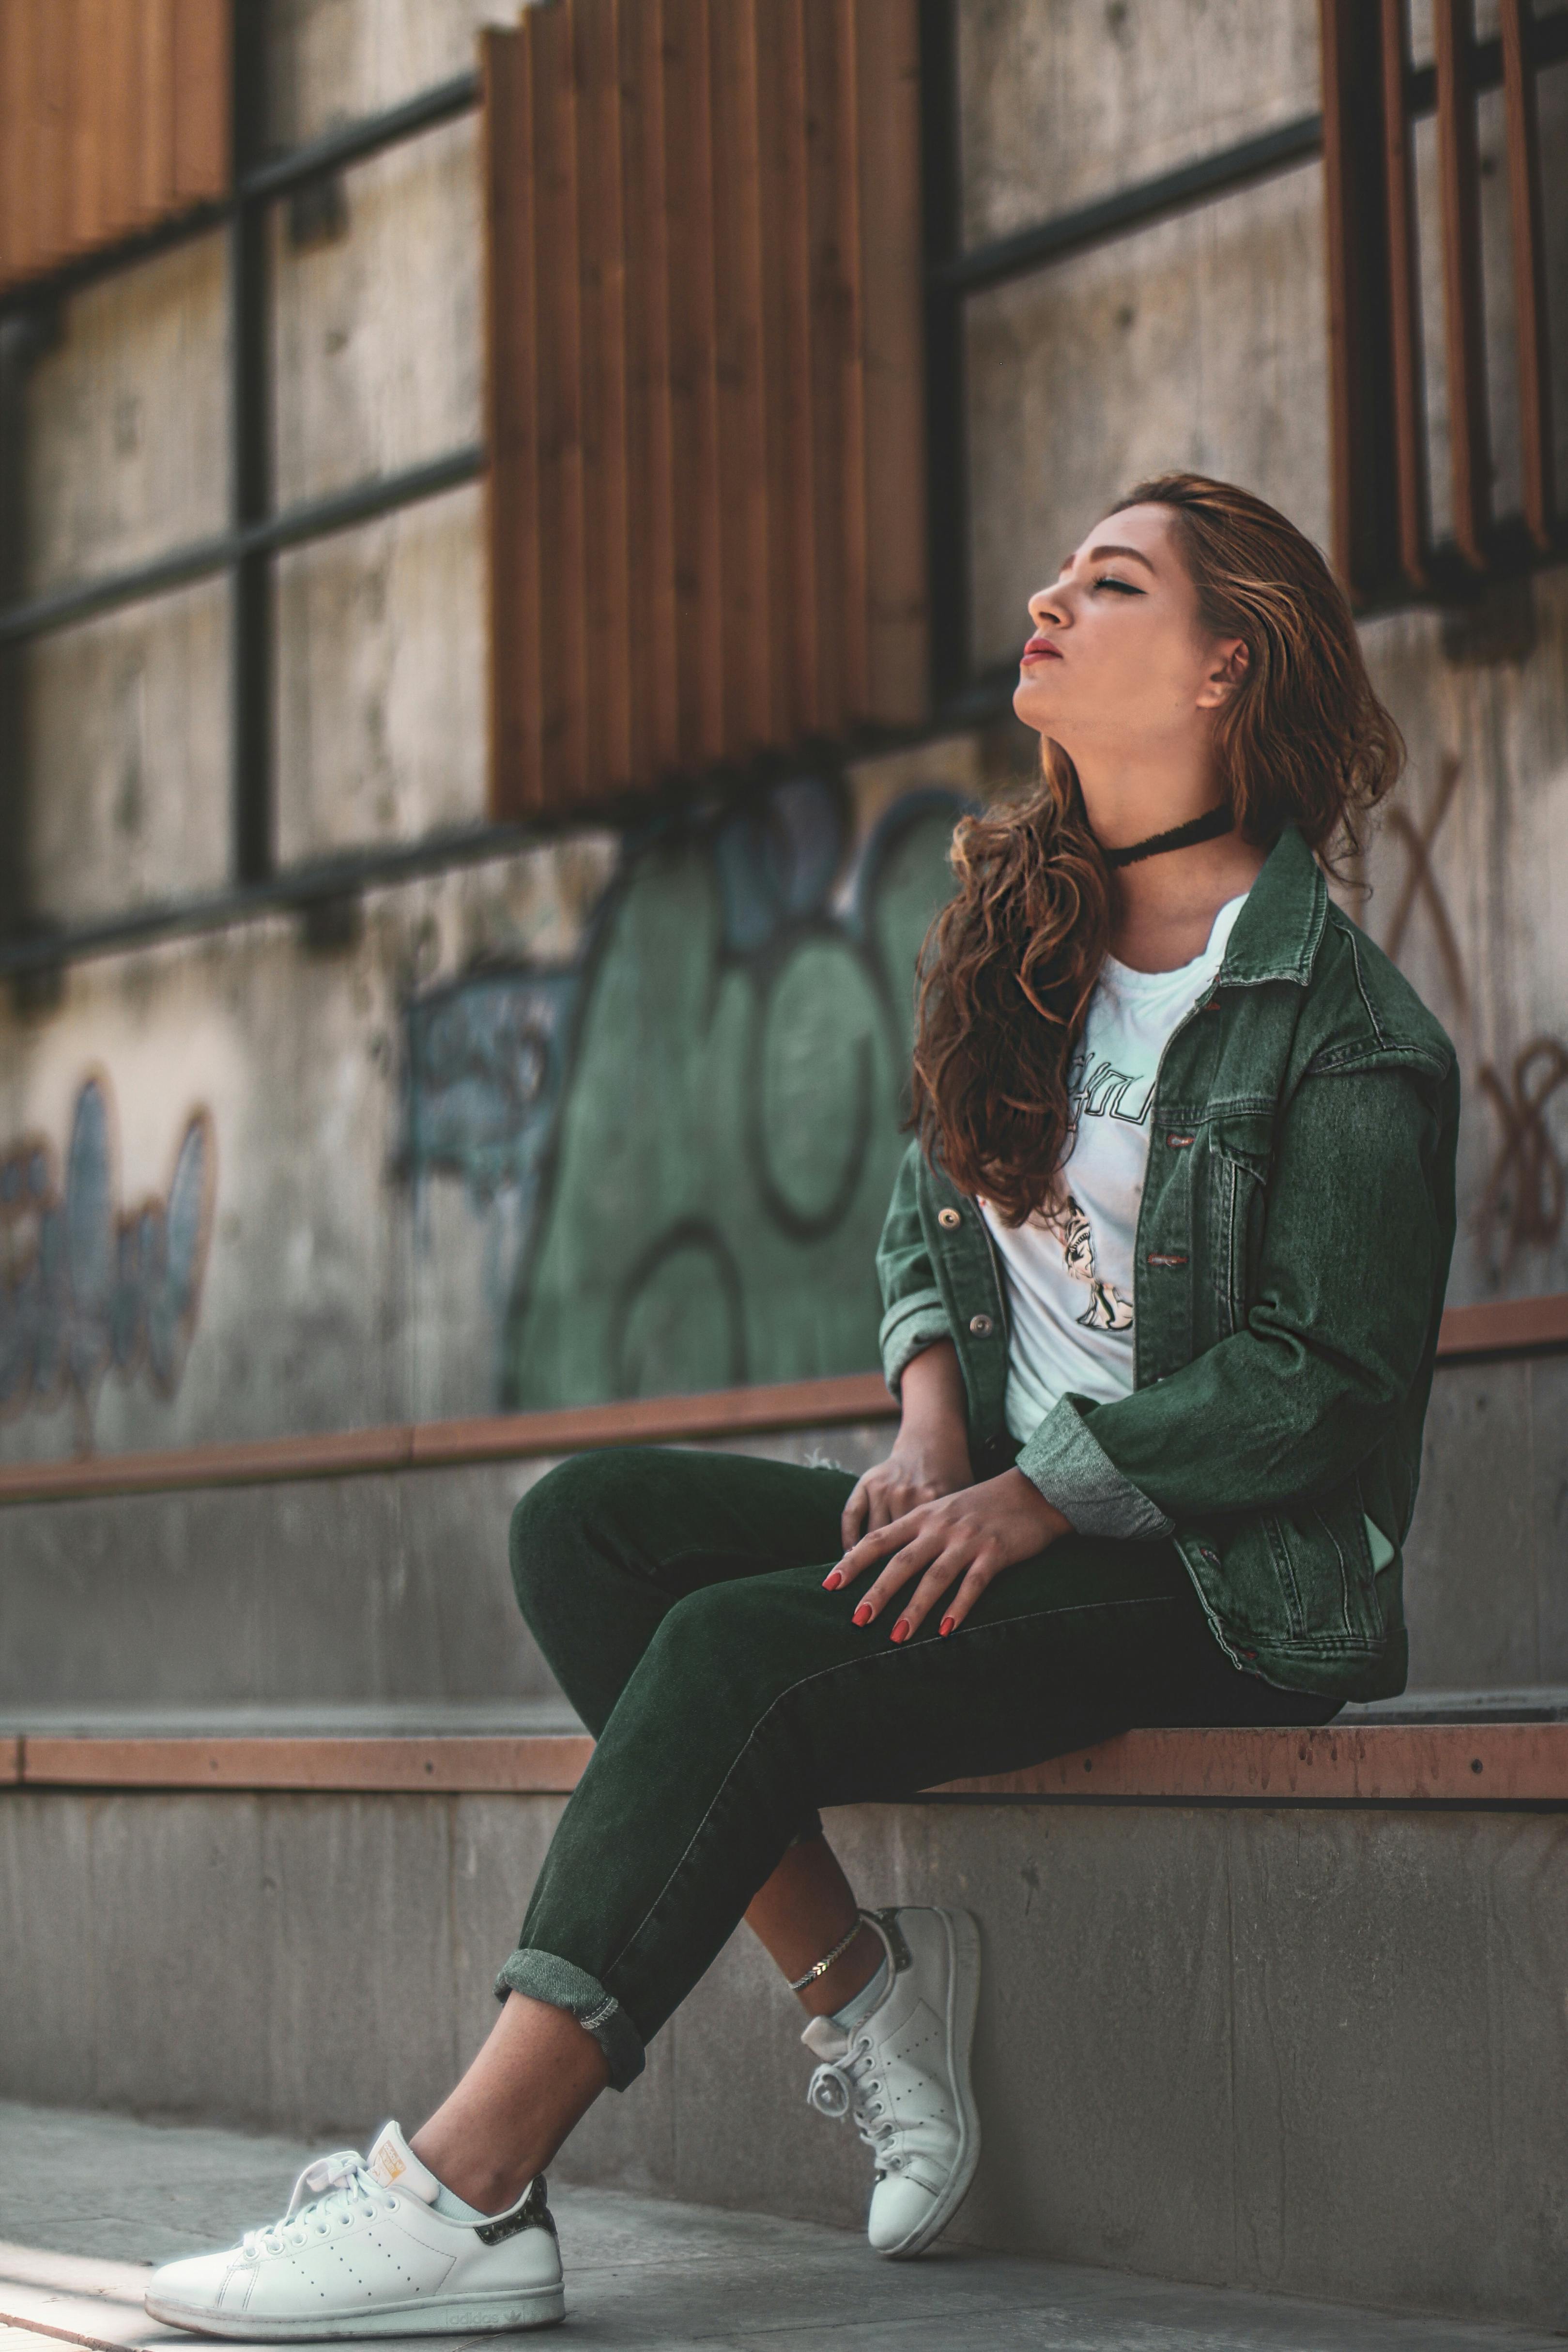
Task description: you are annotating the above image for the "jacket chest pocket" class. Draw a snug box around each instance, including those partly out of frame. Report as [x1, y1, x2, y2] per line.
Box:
[1206, 1115, 1272, 1337]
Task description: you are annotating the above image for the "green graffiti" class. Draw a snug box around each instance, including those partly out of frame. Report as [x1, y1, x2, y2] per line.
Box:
[500, 785, 964, 1407]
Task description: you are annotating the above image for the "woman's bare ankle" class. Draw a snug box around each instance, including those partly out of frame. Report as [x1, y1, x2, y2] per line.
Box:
[796, 1919, 886, 2018]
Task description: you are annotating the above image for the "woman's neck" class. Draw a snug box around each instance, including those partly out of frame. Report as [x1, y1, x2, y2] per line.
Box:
[1105, 831, 1267, 974]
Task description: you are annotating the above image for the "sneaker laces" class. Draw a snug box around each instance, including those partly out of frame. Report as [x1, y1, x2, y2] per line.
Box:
[242, 2152, 398, 2258]
[805, 2037, 902, 2178]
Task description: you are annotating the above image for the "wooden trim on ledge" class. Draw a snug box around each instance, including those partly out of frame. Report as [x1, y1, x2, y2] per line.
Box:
[11, 1723, 1568, 1807]
[0, 1370, 894, 1507]
[1, 1294, 1565, 1510]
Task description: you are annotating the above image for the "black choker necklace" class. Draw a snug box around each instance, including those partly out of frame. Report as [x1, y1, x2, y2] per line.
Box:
[1099, 803, 1234, 868]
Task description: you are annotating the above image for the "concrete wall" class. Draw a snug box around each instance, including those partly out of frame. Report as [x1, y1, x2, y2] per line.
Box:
[4, 1778, 1567, 2329]
[1, 0, 1565, 1531]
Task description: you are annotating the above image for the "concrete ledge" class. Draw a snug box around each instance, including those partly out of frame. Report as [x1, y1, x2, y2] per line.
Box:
[12, 1720, 1568, 1804]
[2, 1288, 1565, 1507]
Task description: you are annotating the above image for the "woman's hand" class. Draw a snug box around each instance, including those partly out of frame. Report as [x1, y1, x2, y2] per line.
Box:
[825, 1469, 1071, 1641]
[840, 1340, 974, 1548]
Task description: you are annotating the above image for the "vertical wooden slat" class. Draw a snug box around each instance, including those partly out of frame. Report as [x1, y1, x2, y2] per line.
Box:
[32, 0, 75, 272]
[709, 0, 771, 753]
[102, 0, 144, 233]
[171, 0, 231, 202]
[575, 0, 633, 795]
[139, 0, 178, 221]
[70, 0, 109, 249]
[1499, 0, 1555, 550]
[832, 0, 869, 721]
[802, 0, 847, 738]
[484, 24, 544, 821]
[1380, 0, 1429, 589]
[853, 0, 928, 724]
[530, 0, 591, 803]
[11, 0, 43, 278]
[1433, 0, 1491, 569]
[662, 0, 724, 768]
[756, 0, 817, 740]
[618, 0, 680, 780]
[0, 0, 29, 286]
[1319, 0, 1399, 601]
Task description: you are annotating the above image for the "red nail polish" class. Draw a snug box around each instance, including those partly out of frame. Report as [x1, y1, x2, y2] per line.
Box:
[891, 1618, 910, 1644]
[939, 1615, 956, 1639]
[853, 1603, 873, 1628]
[822, 1570, 843, 1590]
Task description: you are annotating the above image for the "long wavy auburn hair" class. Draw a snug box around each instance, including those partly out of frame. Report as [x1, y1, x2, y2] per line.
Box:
[911, 472, 1404, 1226]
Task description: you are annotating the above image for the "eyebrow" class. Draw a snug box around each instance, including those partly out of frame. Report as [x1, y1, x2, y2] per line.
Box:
[1059, 542, 1158, 576]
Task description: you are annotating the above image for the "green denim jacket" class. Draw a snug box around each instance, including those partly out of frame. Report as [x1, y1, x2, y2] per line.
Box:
[876, 826, 1459, 1702]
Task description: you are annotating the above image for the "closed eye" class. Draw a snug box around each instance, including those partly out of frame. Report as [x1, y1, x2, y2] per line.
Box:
[1091, 574, 1143, 595]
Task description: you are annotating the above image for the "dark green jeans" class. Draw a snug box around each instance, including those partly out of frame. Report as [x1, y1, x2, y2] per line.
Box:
[497, 1445, 1338, 2088]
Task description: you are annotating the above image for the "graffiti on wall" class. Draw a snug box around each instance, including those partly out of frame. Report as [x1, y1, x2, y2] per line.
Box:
[1375, 750, 1568, 1279]
[405, 773, 970, 1409]
[0, 1076, 215, 1440]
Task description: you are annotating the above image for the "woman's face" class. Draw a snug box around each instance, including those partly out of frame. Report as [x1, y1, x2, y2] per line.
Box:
[1012, 503, 1244, 760]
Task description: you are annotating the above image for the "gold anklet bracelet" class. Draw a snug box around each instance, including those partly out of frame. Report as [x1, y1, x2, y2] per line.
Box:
[786, 1910, 874, 1993]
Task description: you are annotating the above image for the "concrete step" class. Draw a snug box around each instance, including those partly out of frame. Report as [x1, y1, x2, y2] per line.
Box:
[0, 2103, 1556, 2351]
[6, 1727, 1568, 2330]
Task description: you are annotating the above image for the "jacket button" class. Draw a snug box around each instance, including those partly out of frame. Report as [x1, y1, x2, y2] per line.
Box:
[938, 1207, 961, 1229]
[969, 1313, 993, 1337]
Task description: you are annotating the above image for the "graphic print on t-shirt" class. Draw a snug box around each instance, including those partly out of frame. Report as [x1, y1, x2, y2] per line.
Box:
[1041, 1187, 1135, 1331]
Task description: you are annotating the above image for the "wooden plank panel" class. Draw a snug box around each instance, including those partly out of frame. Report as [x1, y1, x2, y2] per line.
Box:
[618, 0, 681, 779]
[20, 1735, 595, 1794]
[171, 0, 230, 200]
[933, 1722, 1568, 1807]
[139, 0, 178, 221]
[484, 24, 545, 820]
[709, 0, 772, 753]
[1380, 0, 1430, 588]
[801, 0, 849, 736]
[661, 0, 724, 767]
[1433, 0, 1491, 569]
[831, 0, 869, 720]
[853, 0, 928, 725]
[1319, 0, 1396, 600]
[756, 0, 817, 740]
[530, 0, 591, 802]
[575, 0, 634, 796]
[31, 0, 75, 272]
[70, 0, 110, 248]
[1499, 0, 1555, 550]
[16, 1724, 1568, 1809]
[0, 0, 29, 285]
[101, 0, 144, 235]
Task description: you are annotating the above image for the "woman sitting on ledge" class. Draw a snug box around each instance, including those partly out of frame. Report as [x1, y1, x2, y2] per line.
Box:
[147, 474, 1458, 2338]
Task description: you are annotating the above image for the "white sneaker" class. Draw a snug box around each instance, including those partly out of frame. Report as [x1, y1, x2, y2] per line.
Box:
[143, 2123, 564, 2338]
[801, 1905, 981, 2258]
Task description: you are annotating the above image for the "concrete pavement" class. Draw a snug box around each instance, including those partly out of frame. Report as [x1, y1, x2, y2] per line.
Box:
[0, 2104, 1557, 2352]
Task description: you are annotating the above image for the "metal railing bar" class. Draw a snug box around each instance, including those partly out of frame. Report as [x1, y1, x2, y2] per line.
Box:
[0, 72, 483, 321]
[933, 116, 1323, 298]
[0, 445, 486, 646]
[241, 71, 482, 203]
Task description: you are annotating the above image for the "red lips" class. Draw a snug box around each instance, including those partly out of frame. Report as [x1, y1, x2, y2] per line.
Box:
[1020, 635, 1061, 663]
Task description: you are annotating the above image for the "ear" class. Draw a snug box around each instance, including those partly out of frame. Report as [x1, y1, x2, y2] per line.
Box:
[1196, 637, 1249, 710]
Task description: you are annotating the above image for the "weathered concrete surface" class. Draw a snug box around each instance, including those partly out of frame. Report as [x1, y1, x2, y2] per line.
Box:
[958, 0, 1321, 246]
[0, 1424, 892, 1710]
[966, 158, 1331, 668]
[3, 2109, 1553, 2352]
[5, 1788, 1568, 2329]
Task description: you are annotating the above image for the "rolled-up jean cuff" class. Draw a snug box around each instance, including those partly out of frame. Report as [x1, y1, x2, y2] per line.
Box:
[494, 1947, 646, 2091]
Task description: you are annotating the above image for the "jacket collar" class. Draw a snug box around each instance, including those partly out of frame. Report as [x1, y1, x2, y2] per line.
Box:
[1215, 824, 1329, 989]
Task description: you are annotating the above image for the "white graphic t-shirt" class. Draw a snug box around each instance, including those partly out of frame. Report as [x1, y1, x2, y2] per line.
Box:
[980, 892, 1249, 1444]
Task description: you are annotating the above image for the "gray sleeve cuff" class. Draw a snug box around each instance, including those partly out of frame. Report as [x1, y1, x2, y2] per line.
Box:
[1015, 1394, 1174, 1539]
[878, 1288, 952, 1398]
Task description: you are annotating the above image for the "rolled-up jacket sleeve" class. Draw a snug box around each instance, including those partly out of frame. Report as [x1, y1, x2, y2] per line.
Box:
[1015, 1057, 1456, 1530]
[875, 1141, 954, 1398]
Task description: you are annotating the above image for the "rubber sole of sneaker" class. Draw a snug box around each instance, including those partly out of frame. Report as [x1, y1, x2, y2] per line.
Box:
[880, 1905, 983, 2260]
[142, 2283, 566, 2338]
